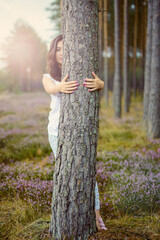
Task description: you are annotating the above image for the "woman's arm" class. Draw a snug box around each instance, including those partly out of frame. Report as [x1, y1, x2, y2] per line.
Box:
[42, 74, 79, 94]
[42, 75, 60, 94]
[83, 72, 104, 92]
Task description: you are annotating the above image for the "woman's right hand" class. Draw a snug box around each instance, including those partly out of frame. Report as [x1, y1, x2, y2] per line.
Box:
[58, 74, 79, 93]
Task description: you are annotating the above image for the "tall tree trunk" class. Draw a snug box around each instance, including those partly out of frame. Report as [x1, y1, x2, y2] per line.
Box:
[113, 0, 122, 117]
[123, 0, 129, 113]
[147, 0, 160, 138]
[143, 0, 153, 128]
[133, 0, 138, 97]
[50, 0, 99, 239]
[103, 0, 108, 106]
[139, 1, 146, 96]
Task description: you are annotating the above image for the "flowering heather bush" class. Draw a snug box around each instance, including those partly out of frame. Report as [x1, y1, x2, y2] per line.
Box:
[0, 93, 160, 217]
[0, 156, 55, 213]
[0, 146, 159, 216]
[0, 92, 51, 162]
[96, 147, 160, 215]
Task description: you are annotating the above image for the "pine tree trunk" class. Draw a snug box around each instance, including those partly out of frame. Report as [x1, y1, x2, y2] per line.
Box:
[113, 0, 122, 118]
[139, 2, 146, 96]
[147, 0, 160, 138]
[143, 0, 153, 128]
[50, 0, 99, 239]
[133, 0, 138, 97]
[123, 0, 129, 113]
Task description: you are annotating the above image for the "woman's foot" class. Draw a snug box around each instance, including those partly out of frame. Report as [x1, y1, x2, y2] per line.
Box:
[96, 217, 108, 231]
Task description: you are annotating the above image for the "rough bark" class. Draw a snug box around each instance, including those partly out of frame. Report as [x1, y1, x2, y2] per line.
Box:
[143, 0, 153, 127]
[113, 0, 122, 118]
[50, 0, 99, 239]
[123, 0, 129, 113]
[147, 0, 160, 138]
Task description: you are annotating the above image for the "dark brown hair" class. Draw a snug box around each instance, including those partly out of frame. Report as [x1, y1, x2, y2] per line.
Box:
[46, 34, 63, 82]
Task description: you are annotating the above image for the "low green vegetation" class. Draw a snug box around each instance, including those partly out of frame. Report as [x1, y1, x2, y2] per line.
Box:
[0, 92, 159, 239]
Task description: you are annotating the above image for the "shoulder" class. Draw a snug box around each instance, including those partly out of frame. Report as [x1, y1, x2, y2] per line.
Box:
[43, 73, 60, 84]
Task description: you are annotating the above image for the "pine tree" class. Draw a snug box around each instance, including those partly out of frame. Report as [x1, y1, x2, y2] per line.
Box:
[50, 0, 100, 239]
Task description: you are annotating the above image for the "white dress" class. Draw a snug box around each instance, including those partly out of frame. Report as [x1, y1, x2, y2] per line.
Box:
[43, 73, 61, 137]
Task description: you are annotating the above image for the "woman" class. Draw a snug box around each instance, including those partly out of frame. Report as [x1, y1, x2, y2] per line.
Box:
[42, 34, 107, 231]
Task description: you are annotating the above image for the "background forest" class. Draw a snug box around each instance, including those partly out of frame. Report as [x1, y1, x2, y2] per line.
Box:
[0, 0, 160, 239]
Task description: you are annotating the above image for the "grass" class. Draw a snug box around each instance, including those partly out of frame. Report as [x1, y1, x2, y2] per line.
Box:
[98, 92, 148, 153]
[0, 91, 160, 240]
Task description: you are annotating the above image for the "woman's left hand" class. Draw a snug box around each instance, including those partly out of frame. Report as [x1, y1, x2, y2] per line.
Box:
[83, 72, 104, 91]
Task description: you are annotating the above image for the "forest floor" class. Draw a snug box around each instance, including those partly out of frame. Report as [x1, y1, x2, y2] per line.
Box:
[0, 91, 160, 240]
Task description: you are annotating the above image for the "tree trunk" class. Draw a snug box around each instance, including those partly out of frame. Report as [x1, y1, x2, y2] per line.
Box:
[50, 0, 99, 239]
[123, 0, 129, 113]
[143, 0, 153, 128]
[133, 0, 138, 97]
[139, 1, 146, 96]
[147, 0, 160, 138]
[103, 0, 108, 106]
[113, 0, 122, 118]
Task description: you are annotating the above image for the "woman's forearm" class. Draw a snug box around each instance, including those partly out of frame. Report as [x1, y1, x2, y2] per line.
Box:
[42, 76, 61, 94]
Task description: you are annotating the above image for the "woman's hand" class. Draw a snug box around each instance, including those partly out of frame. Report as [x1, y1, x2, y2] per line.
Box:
[58, 74, 79, 93]
[83, 72, 104, 91]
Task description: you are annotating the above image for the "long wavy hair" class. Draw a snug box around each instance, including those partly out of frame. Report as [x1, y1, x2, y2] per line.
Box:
[46, 34, 63, 82]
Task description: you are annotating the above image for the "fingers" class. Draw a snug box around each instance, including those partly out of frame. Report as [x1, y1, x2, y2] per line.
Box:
[61, 85, 78, 93]
[62, 74, 69, 82]
[92, 71, 98, 78]
[88, 88, 97, 92]
[84, 78, 95, 82]
[84, 72, 98, 81]
[66, 86, 77, 91]
[84, 83, 95, 87]
[66, 81, 78, 85]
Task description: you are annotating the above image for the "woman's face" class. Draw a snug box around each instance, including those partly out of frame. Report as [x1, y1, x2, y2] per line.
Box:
[56, 40, 63, 66]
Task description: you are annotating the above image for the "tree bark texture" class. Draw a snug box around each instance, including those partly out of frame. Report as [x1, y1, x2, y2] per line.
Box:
[123, 0, 129, 113]
[147, 0, 160, 138]
[50, 0, 99, 239]
[143, 0, 153, 127]
[113, 0, 122, 118]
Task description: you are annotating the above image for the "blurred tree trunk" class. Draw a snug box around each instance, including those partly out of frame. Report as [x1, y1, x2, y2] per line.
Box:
[139, 2, 146, 96]
[123, 0, 129, 113]
[113, 0, 122, 117]
[147, 0, 160, 138]
[50, 0, 99, 239]
[133, 0, 138, 97]
[103, 0, 108, 106]
[143, 0, 153, 127]
[98, 0, 104, 98]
